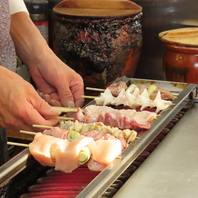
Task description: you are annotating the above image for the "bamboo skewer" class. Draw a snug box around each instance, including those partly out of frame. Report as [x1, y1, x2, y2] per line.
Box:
[48, 116, 74, 120]
[86, 87, 105, 92]
[20, 130, 37, 135]
[33, 124, 53, 129]
[52, 106, 82, 113]
[7, 141, 29, 147]
[81, 95, 96, 99]
[86, 86, 181, 94]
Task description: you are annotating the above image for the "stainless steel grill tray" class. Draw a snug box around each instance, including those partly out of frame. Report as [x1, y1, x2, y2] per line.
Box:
[0, 77, 197, 198]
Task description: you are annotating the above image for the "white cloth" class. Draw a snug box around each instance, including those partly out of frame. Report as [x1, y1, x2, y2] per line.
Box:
[9, 0, 28, 14]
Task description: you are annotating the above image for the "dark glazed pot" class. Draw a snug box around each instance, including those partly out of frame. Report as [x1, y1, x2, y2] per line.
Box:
[163, 44, 198, 83]
[52, 0, 142, 91]
[159, 27, 198, 84]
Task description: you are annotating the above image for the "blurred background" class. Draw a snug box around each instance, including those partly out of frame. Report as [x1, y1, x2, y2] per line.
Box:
[25, 0, 198, 81]
[132, 0, 198, 80]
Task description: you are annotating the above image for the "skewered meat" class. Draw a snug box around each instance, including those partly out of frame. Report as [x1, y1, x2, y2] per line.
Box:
[54, 135, 93, 173]
[29, 132, 60, 167]
[87, 139, 122, 171]
[94, 88, 115, 106]
[106, 81, 175, 100]
[29, 132, 93, 173]
[29, 128, 123, 172]
[94, 86, 173, 112]
[43, 127, 128, 150]
[150, 87, 176, 100]
[74, 105, 157, 130]
[43, 127, 68, 139]
[107, 81, 128, 96]
[59, 120, 137, 143]
[83, 130, 128, 150]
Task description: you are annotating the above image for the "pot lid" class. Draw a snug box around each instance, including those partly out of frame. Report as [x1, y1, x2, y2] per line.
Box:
[159, 27, 198, 47]
[53, 0, 142, 18]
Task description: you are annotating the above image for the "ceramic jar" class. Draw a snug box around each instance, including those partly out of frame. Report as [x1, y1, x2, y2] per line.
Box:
[52, 0, 142, 91]
[159, 27, 198, 84]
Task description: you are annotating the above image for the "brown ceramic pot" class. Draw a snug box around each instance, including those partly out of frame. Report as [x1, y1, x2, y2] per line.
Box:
[159, 27, 198, 84]
[52, 0, 142, 92]
[163, 44, 198, 83]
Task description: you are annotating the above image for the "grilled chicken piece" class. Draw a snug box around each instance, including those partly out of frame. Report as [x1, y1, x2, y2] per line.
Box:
[150, 88, 175, 100]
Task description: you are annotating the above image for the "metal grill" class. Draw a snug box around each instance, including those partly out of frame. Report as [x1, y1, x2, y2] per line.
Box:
[0, 77, 197, 198]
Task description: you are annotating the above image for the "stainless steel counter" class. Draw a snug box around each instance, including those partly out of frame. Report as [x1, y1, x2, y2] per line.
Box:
[114, 103, 198, 198]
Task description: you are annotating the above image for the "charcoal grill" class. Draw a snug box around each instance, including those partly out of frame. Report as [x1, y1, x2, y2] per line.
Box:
[0, 77, 197, 198]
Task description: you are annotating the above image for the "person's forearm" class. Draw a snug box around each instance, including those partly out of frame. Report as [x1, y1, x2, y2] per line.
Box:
[10, 12, 51, 68]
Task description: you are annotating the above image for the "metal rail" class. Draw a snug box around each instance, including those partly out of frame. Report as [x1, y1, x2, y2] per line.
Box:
[0, 148, 32, 186]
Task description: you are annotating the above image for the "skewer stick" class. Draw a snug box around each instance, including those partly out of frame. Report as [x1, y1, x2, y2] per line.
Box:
[33, 124, 53, 129]
[81, 95, 96, 99]
[86, 87, 105, 92]
[20, 130, 37, 135]
[86, 86, 180, 94]
[48, 116, 74, 120]
[52, 106, 81, 113]
[7, 141, 29, 147]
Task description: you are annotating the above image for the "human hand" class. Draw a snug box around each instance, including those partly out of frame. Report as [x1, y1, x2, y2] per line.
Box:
[0, 66, 61, 131]
[28, 51, 84, 108]
[10, 12, 84, 109]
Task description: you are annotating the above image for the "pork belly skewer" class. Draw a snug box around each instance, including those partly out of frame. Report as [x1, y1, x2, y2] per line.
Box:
[73, 105, 157, 131]
[51, 105, 157, 131]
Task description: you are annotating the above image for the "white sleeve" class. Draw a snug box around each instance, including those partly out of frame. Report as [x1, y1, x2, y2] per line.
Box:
[9, 0, 29, 14]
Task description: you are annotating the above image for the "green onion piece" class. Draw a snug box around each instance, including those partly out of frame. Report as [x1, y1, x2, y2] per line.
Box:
[67, 131, 81, 142]
[78, 146, 91, 165]
[126, 84, 137, 94]
[147, 84, 157, 97]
